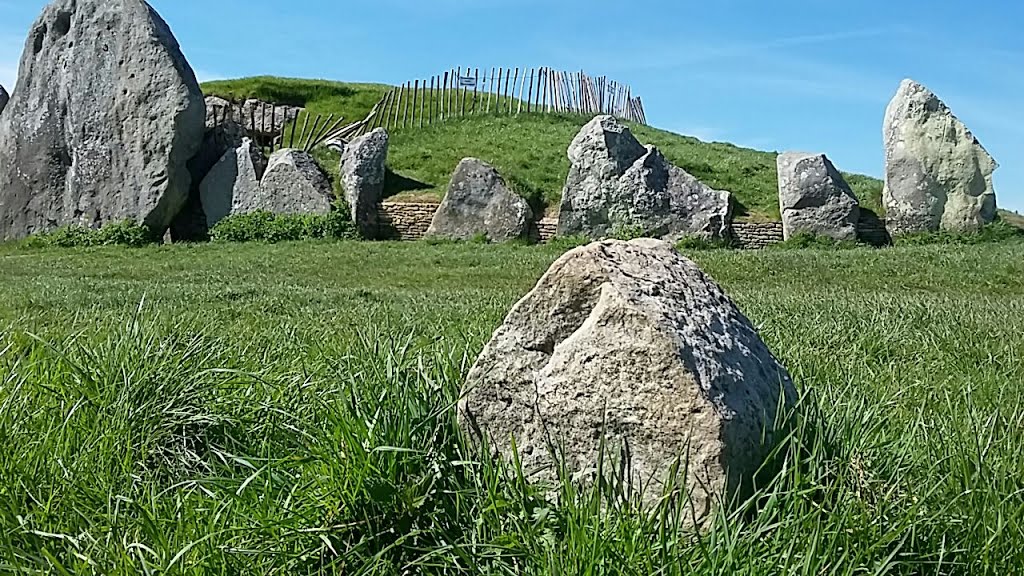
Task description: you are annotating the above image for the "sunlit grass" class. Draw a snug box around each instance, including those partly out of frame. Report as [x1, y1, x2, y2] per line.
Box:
[1, 239, 1022, 573]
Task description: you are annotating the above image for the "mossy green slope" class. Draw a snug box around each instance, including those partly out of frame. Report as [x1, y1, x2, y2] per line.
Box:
[202, 77, 883, 219]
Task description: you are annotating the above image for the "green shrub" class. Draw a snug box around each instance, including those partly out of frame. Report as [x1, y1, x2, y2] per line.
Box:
[95, 220, 155, 247]
[210, 207, 358, 243]
[608, 222, 648, 241]
[675, 235, 735, 251]
[894, 219, 1023, 246]
[25, 220, 155, 248]
[545, 234, 592, 251]
[769, 232, 858, 251]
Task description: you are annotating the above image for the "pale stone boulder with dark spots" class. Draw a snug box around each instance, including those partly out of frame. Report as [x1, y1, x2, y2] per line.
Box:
[883, 79, 998, 235]
[426, 158, 533, 242]
[0, 0, 205, 241]
[459, 239, 796, 527]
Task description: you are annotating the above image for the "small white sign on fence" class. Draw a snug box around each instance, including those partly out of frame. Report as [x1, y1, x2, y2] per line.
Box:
[458, 76, 477, 87]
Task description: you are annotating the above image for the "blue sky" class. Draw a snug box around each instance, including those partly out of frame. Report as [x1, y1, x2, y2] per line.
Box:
[2, 0, 1022, 212]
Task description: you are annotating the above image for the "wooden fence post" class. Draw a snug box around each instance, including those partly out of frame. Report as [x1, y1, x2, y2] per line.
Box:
[471, 68, 479, 114]
[428, 77, 435, 126]
[540, 67, 548, 111]
[509, 68, 518, 114]
[446, 68, 452, 118]
[526, 69, 535, 113]
[411, 79, 419, 129]
[486, 67, 495, 113]
[289, 108, 300, 147]
[418, 79, 425, 128]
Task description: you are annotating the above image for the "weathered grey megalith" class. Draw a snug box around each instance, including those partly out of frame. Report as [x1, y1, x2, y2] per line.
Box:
[0, 0, 205, 241]
[200, 138, 267, 227]
[0, 85, 8, 115]
[777, 152, 860, 241]
[459, 239, 795, 525]
[558, 116, 732, 241]
[883, 79, 998, 235]
[341, 128, 388, 238]
[426, 158, 533, 242]
[256, 149, 333, 214]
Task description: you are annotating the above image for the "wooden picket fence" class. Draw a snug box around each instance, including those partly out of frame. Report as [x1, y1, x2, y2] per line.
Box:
[359, 67, 646, 135]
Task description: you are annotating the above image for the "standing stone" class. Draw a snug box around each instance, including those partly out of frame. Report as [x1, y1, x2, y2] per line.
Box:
[558, 116, 732, 241]
[426, 158, 533, 242]
[0, 85, 8, 116]
[256, 148, 333, 214]
[883, 79, 998, 235]
[0, 0, 205, 241]
[777, 152, 860, 241]
[558, 115, 646, 236]
[200, 138, 267, 228]
[341, 128, 388, 239]
[170, 115, 245, 241]
[459, 239, 795, 525]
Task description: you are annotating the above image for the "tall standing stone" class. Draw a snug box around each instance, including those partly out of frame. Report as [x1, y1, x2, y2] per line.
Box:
[0, 0, 205, 241]
[426, 158, 533, 242]
[777, 152, 860, 241]
[558, 116, 732, 241]
[0, 85, 8, 116]
[341, 128, 388, 239]
[459, 239, 795, 525]
[200, 138, 267, 228]
[883, 79, 998, 235]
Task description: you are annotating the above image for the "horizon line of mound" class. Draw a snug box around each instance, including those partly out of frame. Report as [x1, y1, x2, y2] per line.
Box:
[458, 238, 797, 528]
[0, 0, 205, 242]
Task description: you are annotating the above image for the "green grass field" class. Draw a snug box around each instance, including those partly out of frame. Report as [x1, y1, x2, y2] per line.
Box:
[201, 77, 884, 219]
[1, 238, 1023, 574]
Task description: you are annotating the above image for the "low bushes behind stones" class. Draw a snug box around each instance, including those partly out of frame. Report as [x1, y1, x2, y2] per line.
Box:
[23, 221, 157, 248]
[209, 206, 358, 243]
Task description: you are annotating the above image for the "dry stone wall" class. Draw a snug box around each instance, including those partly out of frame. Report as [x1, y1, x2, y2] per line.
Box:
[729, 222, 784, 249]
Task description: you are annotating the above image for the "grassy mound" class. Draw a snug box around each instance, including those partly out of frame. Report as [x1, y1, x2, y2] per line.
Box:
[202, 77, 883, 220]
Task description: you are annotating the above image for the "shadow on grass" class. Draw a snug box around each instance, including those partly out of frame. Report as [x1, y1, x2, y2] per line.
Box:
[383, 169, 434, 199]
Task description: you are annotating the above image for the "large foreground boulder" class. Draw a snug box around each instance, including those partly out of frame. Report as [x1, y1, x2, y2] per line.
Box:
[777, 152, 859, 241]
[256, 149, 333, 214]
[426, 158, 533, 242]
[0, 85, 8, 115]
[459, 239, 795, 524]
[341, 128, 388, 238]
[883, 79, 998, 235]
[558, 116, 732, 241]
[0, 0, 205, 241]
[200, 138, 267, 227]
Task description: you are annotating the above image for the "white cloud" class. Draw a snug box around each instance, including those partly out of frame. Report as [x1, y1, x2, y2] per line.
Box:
[193, 68, 225, 84]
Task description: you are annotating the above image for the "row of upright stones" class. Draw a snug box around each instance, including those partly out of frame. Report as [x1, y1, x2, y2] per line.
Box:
[777, 79, 998, 242]
[427, 77, 1000, 247]
[0, 0, 388, 243]
[0, 0, 999, 244]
